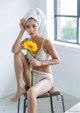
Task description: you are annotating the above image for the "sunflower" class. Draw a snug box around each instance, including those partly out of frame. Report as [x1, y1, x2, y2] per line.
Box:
[22, 40, 38, 87]
[22, 40, 38, 52]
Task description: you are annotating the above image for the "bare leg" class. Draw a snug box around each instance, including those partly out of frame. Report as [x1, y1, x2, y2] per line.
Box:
[10, 52, 31, 102]
[27, 78, 53, 113]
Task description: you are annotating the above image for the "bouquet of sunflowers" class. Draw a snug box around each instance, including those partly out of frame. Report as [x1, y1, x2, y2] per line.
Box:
[22, 40, 38, 60]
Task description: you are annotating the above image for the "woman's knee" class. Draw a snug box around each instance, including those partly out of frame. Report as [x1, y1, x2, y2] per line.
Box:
[14, 51, 23, 59]
[27, 87, 37, 100]
[14, 52, 26, 63]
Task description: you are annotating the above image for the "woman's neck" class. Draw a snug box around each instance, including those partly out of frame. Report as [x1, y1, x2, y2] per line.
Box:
[31, 35, 40, 40]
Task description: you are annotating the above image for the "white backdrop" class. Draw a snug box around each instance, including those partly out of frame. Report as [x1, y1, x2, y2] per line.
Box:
[0, 0, 36, 98]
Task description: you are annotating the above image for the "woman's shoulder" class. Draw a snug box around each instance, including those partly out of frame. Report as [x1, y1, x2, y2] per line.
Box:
[41, 37, 53, 45]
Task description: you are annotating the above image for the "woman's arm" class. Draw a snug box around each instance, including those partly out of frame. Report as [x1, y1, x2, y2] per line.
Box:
[41, 40, 61, 66]
[12, 18, 25, 54]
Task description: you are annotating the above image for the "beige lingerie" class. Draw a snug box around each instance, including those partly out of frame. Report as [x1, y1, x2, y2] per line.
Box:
[31, 70, 53, 85]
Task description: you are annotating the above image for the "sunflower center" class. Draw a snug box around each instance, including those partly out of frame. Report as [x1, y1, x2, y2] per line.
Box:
[28, 45, 33, 49]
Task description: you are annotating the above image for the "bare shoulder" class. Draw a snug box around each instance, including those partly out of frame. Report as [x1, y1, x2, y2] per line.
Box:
[44, 39, 54, 47]
[43, 39, 57, 53]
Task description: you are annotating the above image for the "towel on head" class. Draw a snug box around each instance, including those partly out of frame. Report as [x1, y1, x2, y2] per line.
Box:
[24, 8, 48, 39]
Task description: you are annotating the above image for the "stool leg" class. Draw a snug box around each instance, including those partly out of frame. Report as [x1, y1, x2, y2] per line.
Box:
[56, 95, 60, 102]
[61, 94, 65, 112]
[17, 98, 20, 113]
[50, 96, 55, 113]
[23, 98, 27, 113]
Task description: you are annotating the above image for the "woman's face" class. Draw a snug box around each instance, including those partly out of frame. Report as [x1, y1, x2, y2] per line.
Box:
[25, 18, 39, 37]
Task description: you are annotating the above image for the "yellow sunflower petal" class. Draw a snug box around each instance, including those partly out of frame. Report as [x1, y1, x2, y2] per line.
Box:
[22, 40, 38, 52]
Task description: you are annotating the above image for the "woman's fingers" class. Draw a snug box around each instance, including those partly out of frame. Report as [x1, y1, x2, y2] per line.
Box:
[20, 18, 25, 24]
[20, 18, 25, 26]
[29, 59, 41, 67]
[19, 18, 26, 31]
[29, 59, 36, 67]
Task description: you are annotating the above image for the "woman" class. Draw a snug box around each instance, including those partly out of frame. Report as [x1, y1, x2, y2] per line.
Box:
[10, 8, 60, 113]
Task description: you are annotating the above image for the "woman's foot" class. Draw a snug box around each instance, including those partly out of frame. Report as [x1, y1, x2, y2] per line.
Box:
[10, 88, 26, 102]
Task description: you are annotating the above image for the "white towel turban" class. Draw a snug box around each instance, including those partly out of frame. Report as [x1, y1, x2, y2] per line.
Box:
[24, 8, 48, 39]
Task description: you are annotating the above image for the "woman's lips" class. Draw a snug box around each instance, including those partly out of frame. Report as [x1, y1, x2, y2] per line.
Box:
[30, 33, 34, 35]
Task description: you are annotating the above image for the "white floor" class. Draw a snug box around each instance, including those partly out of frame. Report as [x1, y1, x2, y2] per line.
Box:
[0, 94, 51, 113]
[0, 93, 80, 113]
[0, 94, 24, 113]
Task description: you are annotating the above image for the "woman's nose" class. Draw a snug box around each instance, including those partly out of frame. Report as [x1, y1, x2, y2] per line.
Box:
[30, 27, 33, 32]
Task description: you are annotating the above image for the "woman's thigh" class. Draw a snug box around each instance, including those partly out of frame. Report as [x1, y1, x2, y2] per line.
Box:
[31, 78, 53, 97]
[19, 52, 31, 85]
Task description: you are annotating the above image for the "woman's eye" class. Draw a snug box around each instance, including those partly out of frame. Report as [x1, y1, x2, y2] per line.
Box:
[32, 25, 37, 28]
[25, 25, 30, 28]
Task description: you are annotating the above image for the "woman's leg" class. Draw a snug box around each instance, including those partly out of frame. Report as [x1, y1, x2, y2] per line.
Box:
[27, 78, 53, 113]
[10, 52, 31, 102]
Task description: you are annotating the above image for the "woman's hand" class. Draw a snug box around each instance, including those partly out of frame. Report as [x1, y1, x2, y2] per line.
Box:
[29, 58, 42, 67]
[20, 18, 26, 32]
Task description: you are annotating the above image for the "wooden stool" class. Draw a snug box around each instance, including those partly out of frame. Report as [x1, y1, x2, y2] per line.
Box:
[17, 86, 65, 113]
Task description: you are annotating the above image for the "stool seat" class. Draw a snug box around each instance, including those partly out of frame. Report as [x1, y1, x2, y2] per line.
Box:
[38, 87, 61, 98]
[24, 85, 61, 98]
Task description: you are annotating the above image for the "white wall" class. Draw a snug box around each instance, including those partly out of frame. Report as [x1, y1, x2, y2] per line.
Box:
[0, 0, 36, 98]
[35, 0, 47, 15]
[52, 43, 80, 98]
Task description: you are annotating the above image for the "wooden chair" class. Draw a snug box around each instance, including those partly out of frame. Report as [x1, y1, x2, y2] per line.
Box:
[17, 85, 65, 113]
